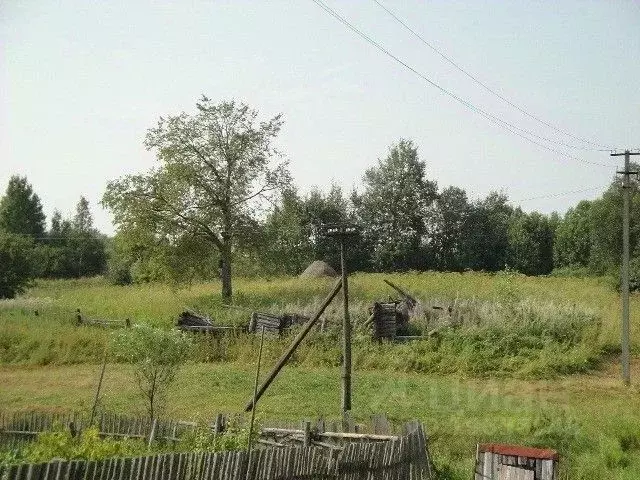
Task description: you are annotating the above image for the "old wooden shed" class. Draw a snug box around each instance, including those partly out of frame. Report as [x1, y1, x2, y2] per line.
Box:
[474, 443, 558, 480]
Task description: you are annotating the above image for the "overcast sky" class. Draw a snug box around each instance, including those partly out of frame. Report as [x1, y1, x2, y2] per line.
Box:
[2, 0, 639, 235]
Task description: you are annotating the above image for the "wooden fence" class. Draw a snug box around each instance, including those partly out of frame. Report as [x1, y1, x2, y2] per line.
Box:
[0, 412, 199, 450]
[0, 411, 403, 449]
[0, 421, 430, 480]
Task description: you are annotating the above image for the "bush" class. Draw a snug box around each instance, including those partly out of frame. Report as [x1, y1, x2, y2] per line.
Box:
[106, 258, 133, 285]
[21, 427, 147, 463]
[112, 325, 191, 419]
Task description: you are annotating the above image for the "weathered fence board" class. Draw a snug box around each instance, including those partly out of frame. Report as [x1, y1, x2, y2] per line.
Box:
[0, 422, 431, 480]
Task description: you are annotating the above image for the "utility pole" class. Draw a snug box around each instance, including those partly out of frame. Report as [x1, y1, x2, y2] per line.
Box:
[612, 149, 640, 385]
[324, 222, 359, 412]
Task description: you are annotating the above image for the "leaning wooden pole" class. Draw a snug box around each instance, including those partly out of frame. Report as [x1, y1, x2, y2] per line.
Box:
[89, 346, 108, 426]
[247, 326, 266, 457]
[383, 279, 417, 307]
[244, 278, 342, 412]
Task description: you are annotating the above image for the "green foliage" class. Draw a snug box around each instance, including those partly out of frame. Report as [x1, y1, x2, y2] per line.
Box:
[103, 96, 291, 301]
[0, 231, 35, 298]
[258, 188, 313, 276]
[353, 139, 437, 271]
[507, 210, 554, 275]
[462, 192, 512, 272]
[0, 175, 46, 238]
[554, 200, 592, 270]
[22, 427, 147, 463]
[432, 186, 469, 271]
[112, 325, 191, 419]
[179, 418, 255, 453]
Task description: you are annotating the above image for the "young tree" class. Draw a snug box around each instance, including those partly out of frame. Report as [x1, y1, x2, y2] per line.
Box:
[0, 231, 34, 298]
[113, 325, 190, 420]
[103, 97, 290, 301]
[353, 139, 437, 271]
[72, 196, 93, 233]
[0, 175, 46, 238]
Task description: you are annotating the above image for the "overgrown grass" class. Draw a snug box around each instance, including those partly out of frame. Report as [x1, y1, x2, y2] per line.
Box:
[1, 363, 639, 479]
[2, 273, 639, 477]
[0, 272, 613, 378]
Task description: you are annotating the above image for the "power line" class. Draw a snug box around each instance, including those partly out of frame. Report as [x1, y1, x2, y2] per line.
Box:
[311, 0, 614, 168]
[511, 186, 604, 203]
[372, 0, 612, 151]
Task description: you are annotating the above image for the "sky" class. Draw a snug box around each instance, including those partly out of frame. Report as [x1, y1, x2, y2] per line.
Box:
[1, 0, 639, 235]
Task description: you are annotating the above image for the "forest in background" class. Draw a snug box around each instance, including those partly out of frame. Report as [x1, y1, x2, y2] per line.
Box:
[1, 98, 639, 301]
[1, 139, 638, 298]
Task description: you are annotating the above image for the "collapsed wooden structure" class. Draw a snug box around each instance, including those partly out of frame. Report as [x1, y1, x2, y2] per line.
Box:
[247, 312, 309, 335]
[175, 311, 244, 334]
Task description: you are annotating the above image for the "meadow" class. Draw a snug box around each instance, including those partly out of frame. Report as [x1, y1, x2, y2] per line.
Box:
[1, 271, 640, 479]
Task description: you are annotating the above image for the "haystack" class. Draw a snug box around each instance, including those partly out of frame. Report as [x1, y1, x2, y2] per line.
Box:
[299, 260, 338, 278]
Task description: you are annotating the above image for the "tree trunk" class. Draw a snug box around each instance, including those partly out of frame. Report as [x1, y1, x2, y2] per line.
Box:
[221, 244, 232, 303]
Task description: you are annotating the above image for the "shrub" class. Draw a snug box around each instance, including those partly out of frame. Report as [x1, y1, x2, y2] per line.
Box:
[112, 325, 191, 419]
[22, 427, 147, 463]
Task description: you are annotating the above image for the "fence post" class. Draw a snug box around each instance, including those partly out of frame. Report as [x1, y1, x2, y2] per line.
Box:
[147, 419, 157, 449]
[303, 421, 311, 448]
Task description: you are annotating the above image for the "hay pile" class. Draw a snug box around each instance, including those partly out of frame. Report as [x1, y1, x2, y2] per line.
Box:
[299, 260, 339, 278]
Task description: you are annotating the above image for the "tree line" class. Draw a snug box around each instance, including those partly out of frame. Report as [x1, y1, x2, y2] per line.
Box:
[0, 97, 635, 300]
[0, 176, 106, 298]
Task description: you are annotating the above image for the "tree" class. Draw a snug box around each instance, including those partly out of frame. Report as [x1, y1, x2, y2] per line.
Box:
[432, 186, 470, 271]
[103, 97, 290, 301]
[507, 210, 554, 275]
[113, 325, 190, 420]
[352, 139, 437, 271]
[462, 192, 512, 271]
[72, 196, 93, 233]
[260, 188, 313, 276]
[0, 231, 34, 298]
[305, 184, 354, 270]
[554, 201, 593, 269]
[67, 197, 107, 277]
[0, 175, 46, 238]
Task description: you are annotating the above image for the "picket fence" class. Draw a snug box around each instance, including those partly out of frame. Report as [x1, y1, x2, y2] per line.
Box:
[0, 421, 431, 480]
[0, 412, 198, 450]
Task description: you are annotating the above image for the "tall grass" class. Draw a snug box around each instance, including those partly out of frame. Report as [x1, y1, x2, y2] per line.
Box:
[0, 272, 607, 378]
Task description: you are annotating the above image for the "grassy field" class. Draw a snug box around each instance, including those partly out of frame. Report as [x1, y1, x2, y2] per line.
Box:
[1, 272, 640, 478]
[1, 362, 640, 479]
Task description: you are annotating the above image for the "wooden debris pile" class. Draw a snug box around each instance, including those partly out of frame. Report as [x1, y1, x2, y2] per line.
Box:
[365, 279, 458, 341]
[248, 312, 309, 335]
[176, 310, 214, 331]
[75, 309, 130, 329]
[176, 310, 244, 334]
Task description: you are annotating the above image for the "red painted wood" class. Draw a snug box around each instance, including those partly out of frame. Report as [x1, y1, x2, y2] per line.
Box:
[478, 443, 558, 461]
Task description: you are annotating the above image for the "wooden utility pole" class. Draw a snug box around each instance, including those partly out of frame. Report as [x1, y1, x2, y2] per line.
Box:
[339, 237, 352, 412]
[324, 223, 359, 413]
[612, 149, 640, 385]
